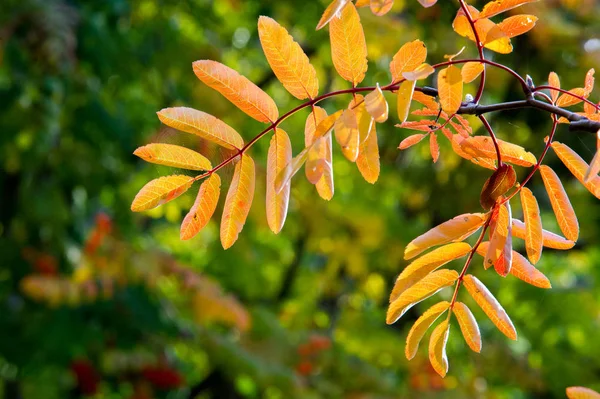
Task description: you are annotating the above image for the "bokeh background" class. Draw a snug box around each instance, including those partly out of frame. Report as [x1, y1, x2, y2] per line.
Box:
[1, 0, 600, 398]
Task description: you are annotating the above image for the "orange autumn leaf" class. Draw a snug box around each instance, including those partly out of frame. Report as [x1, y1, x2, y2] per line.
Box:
[405, 301, 450, 360]
[356, 119, 380, 183]
[180, 174, 221, 240]
[428, 320, 450, 377]
[402, 63, 435, 81]
[460, 136, 537, 167]
[551, 141, 600, 199]
[335, 108, 361, 161]
[397, 80, 416, 124]
[399, 133, 427, 149]
[438, 65, 463, 114]
[316, 0, 349, 30]
[412, 91, 439, 111]
[390, 40, 428, 83]
[585, 146, 600, 184]
[418, 0, 438, 7]
[484, 201, 512, 276]
[463, 274, 517, 340]
[520, 187, 543, 264]
[134, 143, 212, 171]
[193, 60, 278, 123]
[566, 387, 600, 399]
[462, 62, 485, 83]
[556, 88, 587, 108]
[390, 242, 471, 302]
[405, 213, 487, 259]
[539, 164, 579, 241]
[266, 129, 292, 234]
[370, 0, 394, 16]
[453, 302, 482, 353]
[258, 16, 319, 100]
[220, 155, 256, 249]
[497, 15, 538, 38]
[329, 2, 368, 86]
[452, 9, 513, 54]
[511, 219, 574, 250]
[480, 164, 516, 210]
[365, 85, 389, 123]
[584, 68, 595, 95]
[430, 133, 440, 163]
[479, 0, 538, 19]
[548, 72, 560, 103]
[386, 269, 458, 324]
[131, 175, 194, 212]
[157, 107, 244, 150]
[305, 107, 335, 200]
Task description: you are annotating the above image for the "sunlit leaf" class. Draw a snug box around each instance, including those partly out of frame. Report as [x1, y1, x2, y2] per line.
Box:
[131, 175, 194, 212]
[329, 2, 368, 86]
[412, 91, 439, 111]
[430, 133, 440, 163]
[390, 40, 428, 83]
[390, 242, 471, 302]
[585, 134, 600, 183]
[479, 0, 538, 19]
[405, 213, 487, 259]
[402, 63, 435, 81]
[356, 119, 380, 183]
[511, 219, 574, 250]
[438, 65, 463, 114]
[334, 108, 360, 161]
[520, 187, 543, 264]
[463, 274, 517, 340]
[365, 84, 389, 123]
[497, 15, 538, 38]
[181, 174, 221, 240]
[316, 0, 349, 30]
[349, 94, 374, 144]
[396, 80, 416, 125]
[134, 143, 212, 171]
[484, 201, 512, 276]
[428, 320, 450, 377]
[193, 61, 278, 123]
[453, 302, 482, 353]
[548, 72, 560, 103]
[452, 9, 513, 54]
[461, 62, 485, 83]
[306, 107, 335, 200]
[258, 16, 319, 100]
[266, 129, 292, 234]
[566, 387, 600, 399]
[387, 269, 458, 324]
[460, 136, 537, 167]
[405, 301, 450, 360]
[551, 141, 600, 199]
[220, 155, 255, 249]
[584, 69, 595, 95]
[157, 107, 244, 150]
[539, 165, 579, 241]
[370, 0, 394, 16]
[556, 88, 587, 108]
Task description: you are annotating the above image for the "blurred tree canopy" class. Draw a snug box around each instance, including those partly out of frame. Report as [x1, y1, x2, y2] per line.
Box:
[1, 0, 600, 398]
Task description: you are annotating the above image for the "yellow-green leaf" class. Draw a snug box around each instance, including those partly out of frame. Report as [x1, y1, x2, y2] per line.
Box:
[131, 175, 194, 212]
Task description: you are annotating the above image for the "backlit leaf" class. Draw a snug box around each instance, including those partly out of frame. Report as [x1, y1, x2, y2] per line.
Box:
[548, 72, 560, 103]
[584, 69, 595, 95]
[397, 80, 416, 124]
[258, 16, 319, 100]
[453, 302, 482, 353]
[390, 40, 428, 83]
[520, 187, 543, 264]
[390, 242, 471, 302]
[552, 141, 600, 199]
[402, 63, 435, 81]
[484, 201, 512, 276]
[405, 301, 450, 360]
[428, 320, 450, 377]
[556, 88, 587, 108]
[460, 136, 537, 167]
[438, 65, 463, 114]
[193, 60, 278, 123]
[511, 219, 575, 250]
[412, 91, 439, 111]
[418, 0, 438, 7]
[180, 174, 221, 240]
[306, 107, 335, 200]
[157, 107, 244, 150]
[405, 213, 487, 259]
[370, 0, 394, 16]
[430, 133, 440, 163]
[387, 269, 458, 324]
[335, 108, 360, 161]
[461, 62, 485, 83]
[399, 133, 427, 149]
[480, 164, 516, 210]
[463, 274, 517, 340]
[365, 84, 389, 123]
[356, 120, 380, 183]
[566, 387, 600, 399]
[539, 165, 579, 241]
[497, 15, 538, 38]
[131, 175, 194, 212]
[329, 2, 368, 86]
[316, 0, 349, 30]
[134, 143, 212, 171]
[349, 94, 374, 144]
[266, 129, 292, 234]
[479, 0, 538, 19]
[220, 155, 256, 249]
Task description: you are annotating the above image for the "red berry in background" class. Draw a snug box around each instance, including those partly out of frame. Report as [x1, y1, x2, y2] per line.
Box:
[295, 361, 313, 376]
[70, 359, 100, 396]
[308, 334, 331, 351]
[141, 366, 183, 390]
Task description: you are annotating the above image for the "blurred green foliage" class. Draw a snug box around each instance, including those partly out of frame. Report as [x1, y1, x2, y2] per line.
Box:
[1, 0, 600, 398]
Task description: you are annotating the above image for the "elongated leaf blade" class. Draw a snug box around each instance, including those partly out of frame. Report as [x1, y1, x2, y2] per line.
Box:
[428, 320, 450, 377]
[266, 129, 292, 234]
[453, 302, 482, 353]
[365, 85, 389, 123]
[460, 136, 537, 167]
[462, 62, 484, 83]
[329, 2, 368, 86]
[552, 141, 600, 199]
[397, 80, 416, 124]
[520, 187, 543, 264]
[390, 40, 427, 83]
[566, 387, 600, 399]
[334, 108, 360, 161]
[405, 301, 450, 360]
[180, 174, 221, 240]
[356, 119, 380, 183]
[131, 175, 194, 212]
[479, 0, 538, 19]
[438, 65, 463, 114]
[497, 15, 538, 38]
[306, 107, 335, 200]
[511, 219, 574, 250]
[134, 143, 212, 171]
[539, 165, 579, 241]
[316, 0, 349, 30]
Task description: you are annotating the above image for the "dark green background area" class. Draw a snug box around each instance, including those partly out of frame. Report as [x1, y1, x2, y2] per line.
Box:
[1, 0, 599, 398]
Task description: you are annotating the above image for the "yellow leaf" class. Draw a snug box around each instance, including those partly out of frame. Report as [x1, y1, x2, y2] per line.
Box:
[365, 84, 389, 123]
[220, 155, 256, 249]
[556, 88, 587, 107]
[397, 80, 416, 124]
[520, 187, 543, 264]
[258, 16, 319, 100]
[349, 94, 374, 144]
[463, 274, 517, 340]
[453, 302, 482, 353]
[329, 2, 368, 86]
[497, 15, 538, 38]
[511, 219, 574, 250]
[355, 0, 370, 7]
[428, 320, 450, 377]
[134, 143, 212, 171]
[539, 165, 579, 241]
[551, 141, 600, 199]
[548, 72, 560, 103]
[438, 66, 463, 114]
[402, 63, 435, 81]
[266, 129, 292, 234]
[180, 174, 221, 240]
[479, 0, 538, 19]
[452, 10, 513, 54]
[370, 0, 394, 15]
[316, 0, 349, 30]
[386, 269, 458, 324]
[461, 62, 484, 84]
[390, 242, 471, 303]
[193, 60, 278, 123]
[405, 301, 450, 360]
[405, 213, 487, 259]
[460, 136, 537, 167]
[390, 40, 427, 83]
[131, 175, 194, 212]
[484, 202, 512, 276]
[356, 119, 380, 183]
[566, 387, 600, 399]
[305, 107, 335, 200]
[157, 107, 244, 150]
[334, 108, 361, 161]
